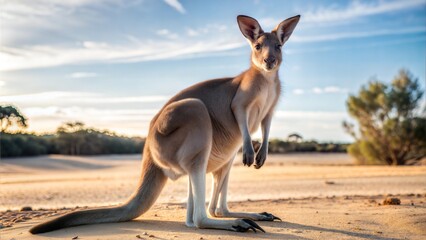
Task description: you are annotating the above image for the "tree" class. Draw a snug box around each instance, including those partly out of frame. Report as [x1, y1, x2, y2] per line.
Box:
[0, 105, 28, 133]
[56, 122, 86, 155]
[343, 70, 426, 165]
[287, 133, 303, 143]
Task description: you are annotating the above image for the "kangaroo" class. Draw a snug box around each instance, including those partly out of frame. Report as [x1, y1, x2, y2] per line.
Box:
[30, 15, 300, 234]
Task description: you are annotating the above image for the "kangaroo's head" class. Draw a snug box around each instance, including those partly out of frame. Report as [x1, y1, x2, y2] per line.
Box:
[237, 15, 300, 72]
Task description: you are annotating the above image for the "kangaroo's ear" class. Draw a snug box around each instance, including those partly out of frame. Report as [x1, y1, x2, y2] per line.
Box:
[273, 15, 300, 45]
[237, 15, 264, 43]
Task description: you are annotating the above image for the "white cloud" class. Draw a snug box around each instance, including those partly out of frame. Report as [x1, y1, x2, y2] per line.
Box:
[312, 87, 323, 94]
[324, 86, 347, 93]
[311, 86, 348, 94]
[70, 72, 98, 78]
[292, 89, 305, 95]
[157, 29, 170, 35]
[156, 29, 179, 39]
[163, 0, 186, 14]
[302, 0, 426, 23]
[0, 81, 5, 87]
[291, 86, 348, 95]
[186, 28, 199, 37]
[315, 86, 349, 94]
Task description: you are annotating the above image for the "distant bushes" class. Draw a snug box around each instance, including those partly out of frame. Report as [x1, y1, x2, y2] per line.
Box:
[267, 139, 348, 154]
[1, 133, 53, 157]
[1, 132, 347, 158]
[54, 129, 144, 156]
[1, 123, 144, 158]
[1, 117, 347, 158]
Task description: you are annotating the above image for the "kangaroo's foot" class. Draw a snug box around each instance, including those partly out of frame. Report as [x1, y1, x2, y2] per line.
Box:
[257, 212, 282, 221]
[193, 217, 265, 233]
[214, 209, 281, 222]
[231, 219, 265, 232]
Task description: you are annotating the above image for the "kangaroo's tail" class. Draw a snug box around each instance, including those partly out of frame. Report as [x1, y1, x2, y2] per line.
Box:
[30, 151, 167, 234]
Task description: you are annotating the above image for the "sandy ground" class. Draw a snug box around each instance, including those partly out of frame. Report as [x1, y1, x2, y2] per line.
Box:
[1, 153, 426, 240]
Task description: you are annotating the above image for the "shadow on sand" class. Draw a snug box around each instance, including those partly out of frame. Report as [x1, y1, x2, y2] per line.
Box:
[33, 218, 401, 240]
[37, 219, 306, 240]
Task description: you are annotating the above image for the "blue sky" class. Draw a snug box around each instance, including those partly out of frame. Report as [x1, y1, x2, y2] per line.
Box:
[1, 0, 425, 141]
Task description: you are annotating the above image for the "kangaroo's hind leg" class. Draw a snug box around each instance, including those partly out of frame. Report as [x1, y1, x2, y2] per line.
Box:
[185, 177, 195, 227]
[188, 159, 264, 232]
[209, 157, 281, 222]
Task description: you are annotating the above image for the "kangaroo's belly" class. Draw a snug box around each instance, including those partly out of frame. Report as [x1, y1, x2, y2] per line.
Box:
[207, 146, 240, 173]
[206, 123, 242, 173]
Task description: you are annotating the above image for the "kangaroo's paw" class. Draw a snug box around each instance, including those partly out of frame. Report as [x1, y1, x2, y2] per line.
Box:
[232, 219, 265, 233]
[257, 212, 282, 221]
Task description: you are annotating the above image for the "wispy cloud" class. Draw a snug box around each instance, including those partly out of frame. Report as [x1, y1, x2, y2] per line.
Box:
[4, 22, 421, 72]
[1, 0, 423, 73]
[0, 91, 169, 104]
[70, 72, 98, 78]
[156, 29, 179, 40]
[186, 28, 199, 37]
[292, 86, 348, 95]
[302, 0, 426, 23]
[0, 0, 131, 45]
[185, 24, 228, 37]
[293, 26, 426, 42]
[323, 86, 347, 93]
[261, 0, 426, 29]
[0, 36, 246, 71]
[20, 106, 158, 136]
[275, 110, 347, 120]
[163, 0, 186, 14]
[24, 106, 158, 122]
[312, 86, 348, 94]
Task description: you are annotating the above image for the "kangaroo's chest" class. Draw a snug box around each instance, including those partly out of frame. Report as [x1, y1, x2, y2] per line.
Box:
[248, 81, 279, 133]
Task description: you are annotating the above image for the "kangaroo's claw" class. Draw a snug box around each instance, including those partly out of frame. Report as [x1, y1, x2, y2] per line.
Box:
[259, 212, 282, 221]
[232, 219, 265, 233]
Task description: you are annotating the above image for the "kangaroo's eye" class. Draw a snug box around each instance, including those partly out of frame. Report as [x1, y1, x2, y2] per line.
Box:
[254, 44, 261, 50]
[276, 44, 282, 51]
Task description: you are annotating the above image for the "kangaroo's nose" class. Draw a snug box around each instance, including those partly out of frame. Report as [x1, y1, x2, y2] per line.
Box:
[264, 57, 276, 64]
